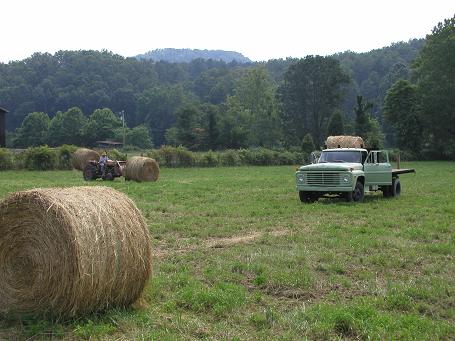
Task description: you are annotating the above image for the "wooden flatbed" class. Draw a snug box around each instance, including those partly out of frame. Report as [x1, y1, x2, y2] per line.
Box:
[392, 168, 416, 175]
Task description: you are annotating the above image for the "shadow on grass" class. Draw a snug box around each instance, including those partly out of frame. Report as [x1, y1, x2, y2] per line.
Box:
[300, 193, 395, 206]
[0, 308, 135, 340]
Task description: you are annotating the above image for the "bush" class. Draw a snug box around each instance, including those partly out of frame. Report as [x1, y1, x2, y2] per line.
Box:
[57, 145, 78, 170]
[146, 149, 162, 164]
[24, 146, 58, 170]
[244, 148, 277, 166]
[197, 151, 219, 167]
[388, 149, 417, 162]
[108, 148, 127, 161]
[277, 150, 299, 165]
[220, 150, 242, 166]
[145, 147, 308, 168]
[176, 146, 195, 167]
[147, 145, 195, 167]
[155, 145, 178, 167]
[0, 148, 14, 171]
[302, 134, 315, 154]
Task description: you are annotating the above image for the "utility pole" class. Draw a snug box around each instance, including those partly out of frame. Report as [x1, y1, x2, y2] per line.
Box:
[120, 110, 125, 147]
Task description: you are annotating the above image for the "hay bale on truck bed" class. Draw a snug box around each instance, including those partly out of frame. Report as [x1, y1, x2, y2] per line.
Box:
[325, 135, 364, 149]
[72, 148, 100, 170]
[0, 186, 152, 317]
[124, 156, 160, 182]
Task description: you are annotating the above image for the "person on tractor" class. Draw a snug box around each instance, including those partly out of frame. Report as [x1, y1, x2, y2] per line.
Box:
[99, 151, 108, 177]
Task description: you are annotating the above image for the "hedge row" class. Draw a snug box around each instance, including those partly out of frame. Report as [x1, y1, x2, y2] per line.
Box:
[147, 146, 308, 168]
[0, 146, 308, 171]
[0, 145, 78, 171]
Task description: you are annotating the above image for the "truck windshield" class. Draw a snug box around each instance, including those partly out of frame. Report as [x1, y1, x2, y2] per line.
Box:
[319, 151, 362, 163]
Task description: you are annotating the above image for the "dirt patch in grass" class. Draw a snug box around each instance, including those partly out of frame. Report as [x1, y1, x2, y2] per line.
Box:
[152, 229, 291, 258]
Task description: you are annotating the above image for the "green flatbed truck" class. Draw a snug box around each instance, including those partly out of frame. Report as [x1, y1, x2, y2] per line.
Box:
[295, 148, 415, 203]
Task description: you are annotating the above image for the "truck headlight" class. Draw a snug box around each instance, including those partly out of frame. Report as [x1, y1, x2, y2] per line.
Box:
[342, 174, 351, 184]
[296, 173, 305, 183]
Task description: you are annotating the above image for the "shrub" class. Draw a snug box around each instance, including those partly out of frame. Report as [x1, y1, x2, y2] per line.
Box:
[57, 145, 78, 170]
[147, 145, 195, 167]
[24, 146, 58, 170]
[277, 150, 298, 165]
[388, 149, 417, 162]
[144, 147, 309, 168]
[108, 148, 127, 161]
[302, 134, 315, 153]
[244, 148, 276, 166]
[156, 145, 178, 167]
[197, 151, 219, 167]
[0, 148, 14, 171]
[146, 149, 162, 164]
[220, 150, 242, 166]
[176, 146, 195, 167]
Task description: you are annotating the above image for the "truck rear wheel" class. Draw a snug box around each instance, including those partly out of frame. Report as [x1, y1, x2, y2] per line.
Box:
[299, 191, 317, 203]
[345, 181, 364, 202]
[391, 178, 401, 197]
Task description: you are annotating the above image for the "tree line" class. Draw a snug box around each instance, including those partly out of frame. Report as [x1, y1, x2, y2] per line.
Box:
[1, 16, 453, 159]
[13, 107, 152, 149]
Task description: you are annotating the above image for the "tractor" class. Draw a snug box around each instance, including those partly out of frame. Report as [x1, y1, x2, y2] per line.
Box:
[83, 160, 125, 181]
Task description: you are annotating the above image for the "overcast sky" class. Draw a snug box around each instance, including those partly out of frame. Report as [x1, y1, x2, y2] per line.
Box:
[2, 0, 454, 63]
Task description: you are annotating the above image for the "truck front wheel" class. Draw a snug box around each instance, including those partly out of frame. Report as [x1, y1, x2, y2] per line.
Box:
[299, 191, 317, 203]
[345, 181, 364, 202]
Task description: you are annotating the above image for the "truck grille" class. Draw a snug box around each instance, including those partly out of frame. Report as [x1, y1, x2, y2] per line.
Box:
[306, 172, 341, 186]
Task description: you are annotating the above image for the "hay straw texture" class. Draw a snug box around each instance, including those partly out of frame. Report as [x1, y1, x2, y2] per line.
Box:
[0, 186, 152, 317]
[325, 136, 364, 149]
[123, 156, 160, 182]
[72, 148, 100, 170]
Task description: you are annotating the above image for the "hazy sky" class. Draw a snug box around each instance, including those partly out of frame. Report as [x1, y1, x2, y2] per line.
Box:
[2, 0, 454, 63]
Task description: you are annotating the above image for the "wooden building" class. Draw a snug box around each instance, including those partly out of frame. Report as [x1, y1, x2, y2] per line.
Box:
[0, 107, 8, 148]
[96, 140, 123, 149]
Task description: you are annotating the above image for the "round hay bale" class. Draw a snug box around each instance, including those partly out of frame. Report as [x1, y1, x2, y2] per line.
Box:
[123, 156, 160, 182]
[72, 148, 100, 170]
[325, 135, 364, 149]
[0, 186, 152, 317]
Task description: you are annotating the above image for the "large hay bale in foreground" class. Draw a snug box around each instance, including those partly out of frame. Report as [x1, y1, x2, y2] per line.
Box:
[124, 156, 160, 182]
[72, 148, 99, 170]
[0, 186, 152, 317]
[325, 135, 364, 149]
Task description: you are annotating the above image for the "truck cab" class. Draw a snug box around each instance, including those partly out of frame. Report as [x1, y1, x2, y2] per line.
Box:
[295, 148, 410, 203]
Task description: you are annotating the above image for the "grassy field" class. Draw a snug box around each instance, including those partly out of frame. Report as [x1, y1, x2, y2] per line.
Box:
[1, 162, 455, 340]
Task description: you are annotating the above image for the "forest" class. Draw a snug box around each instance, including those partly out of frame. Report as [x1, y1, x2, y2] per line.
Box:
[0, 16, 453, 159]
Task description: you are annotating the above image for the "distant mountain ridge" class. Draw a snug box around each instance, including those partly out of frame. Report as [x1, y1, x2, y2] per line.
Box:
[136, 48, 252, 63]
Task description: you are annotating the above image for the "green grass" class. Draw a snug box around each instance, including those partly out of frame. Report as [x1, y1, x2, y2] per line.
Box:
[1, 162, 455, 340]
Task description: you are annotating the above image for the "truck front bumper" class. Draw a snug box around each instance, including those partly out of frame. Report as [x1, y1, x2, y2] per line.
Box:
[296, 185, 354, 192]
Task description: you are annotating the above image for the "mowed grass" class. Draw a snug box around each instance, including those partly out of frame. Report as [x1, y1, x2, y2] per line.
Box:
[0, 162, 455, 340]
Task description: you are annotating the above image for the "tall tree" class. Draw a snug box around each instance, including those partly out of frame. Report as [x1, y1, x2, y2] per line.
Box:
[217, 97, 250, 149]
[383, 80, 422, 154]
[48, 111, 65, 146]
[413, 16, 455, 158]
[278, 56, 350, 146]
[174, 104, 204, 150]
[123, 125, 153, 149]
[327, 112, 345, 136]
[231, 67, 281, 147]
[354, 95, 373, 138]
[200, 104, 220, 150]
[61, 107, 87, 146]
[14, 112, 50, 147]
[136, 85, 186, 146]
[84, 108, 122, 146]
